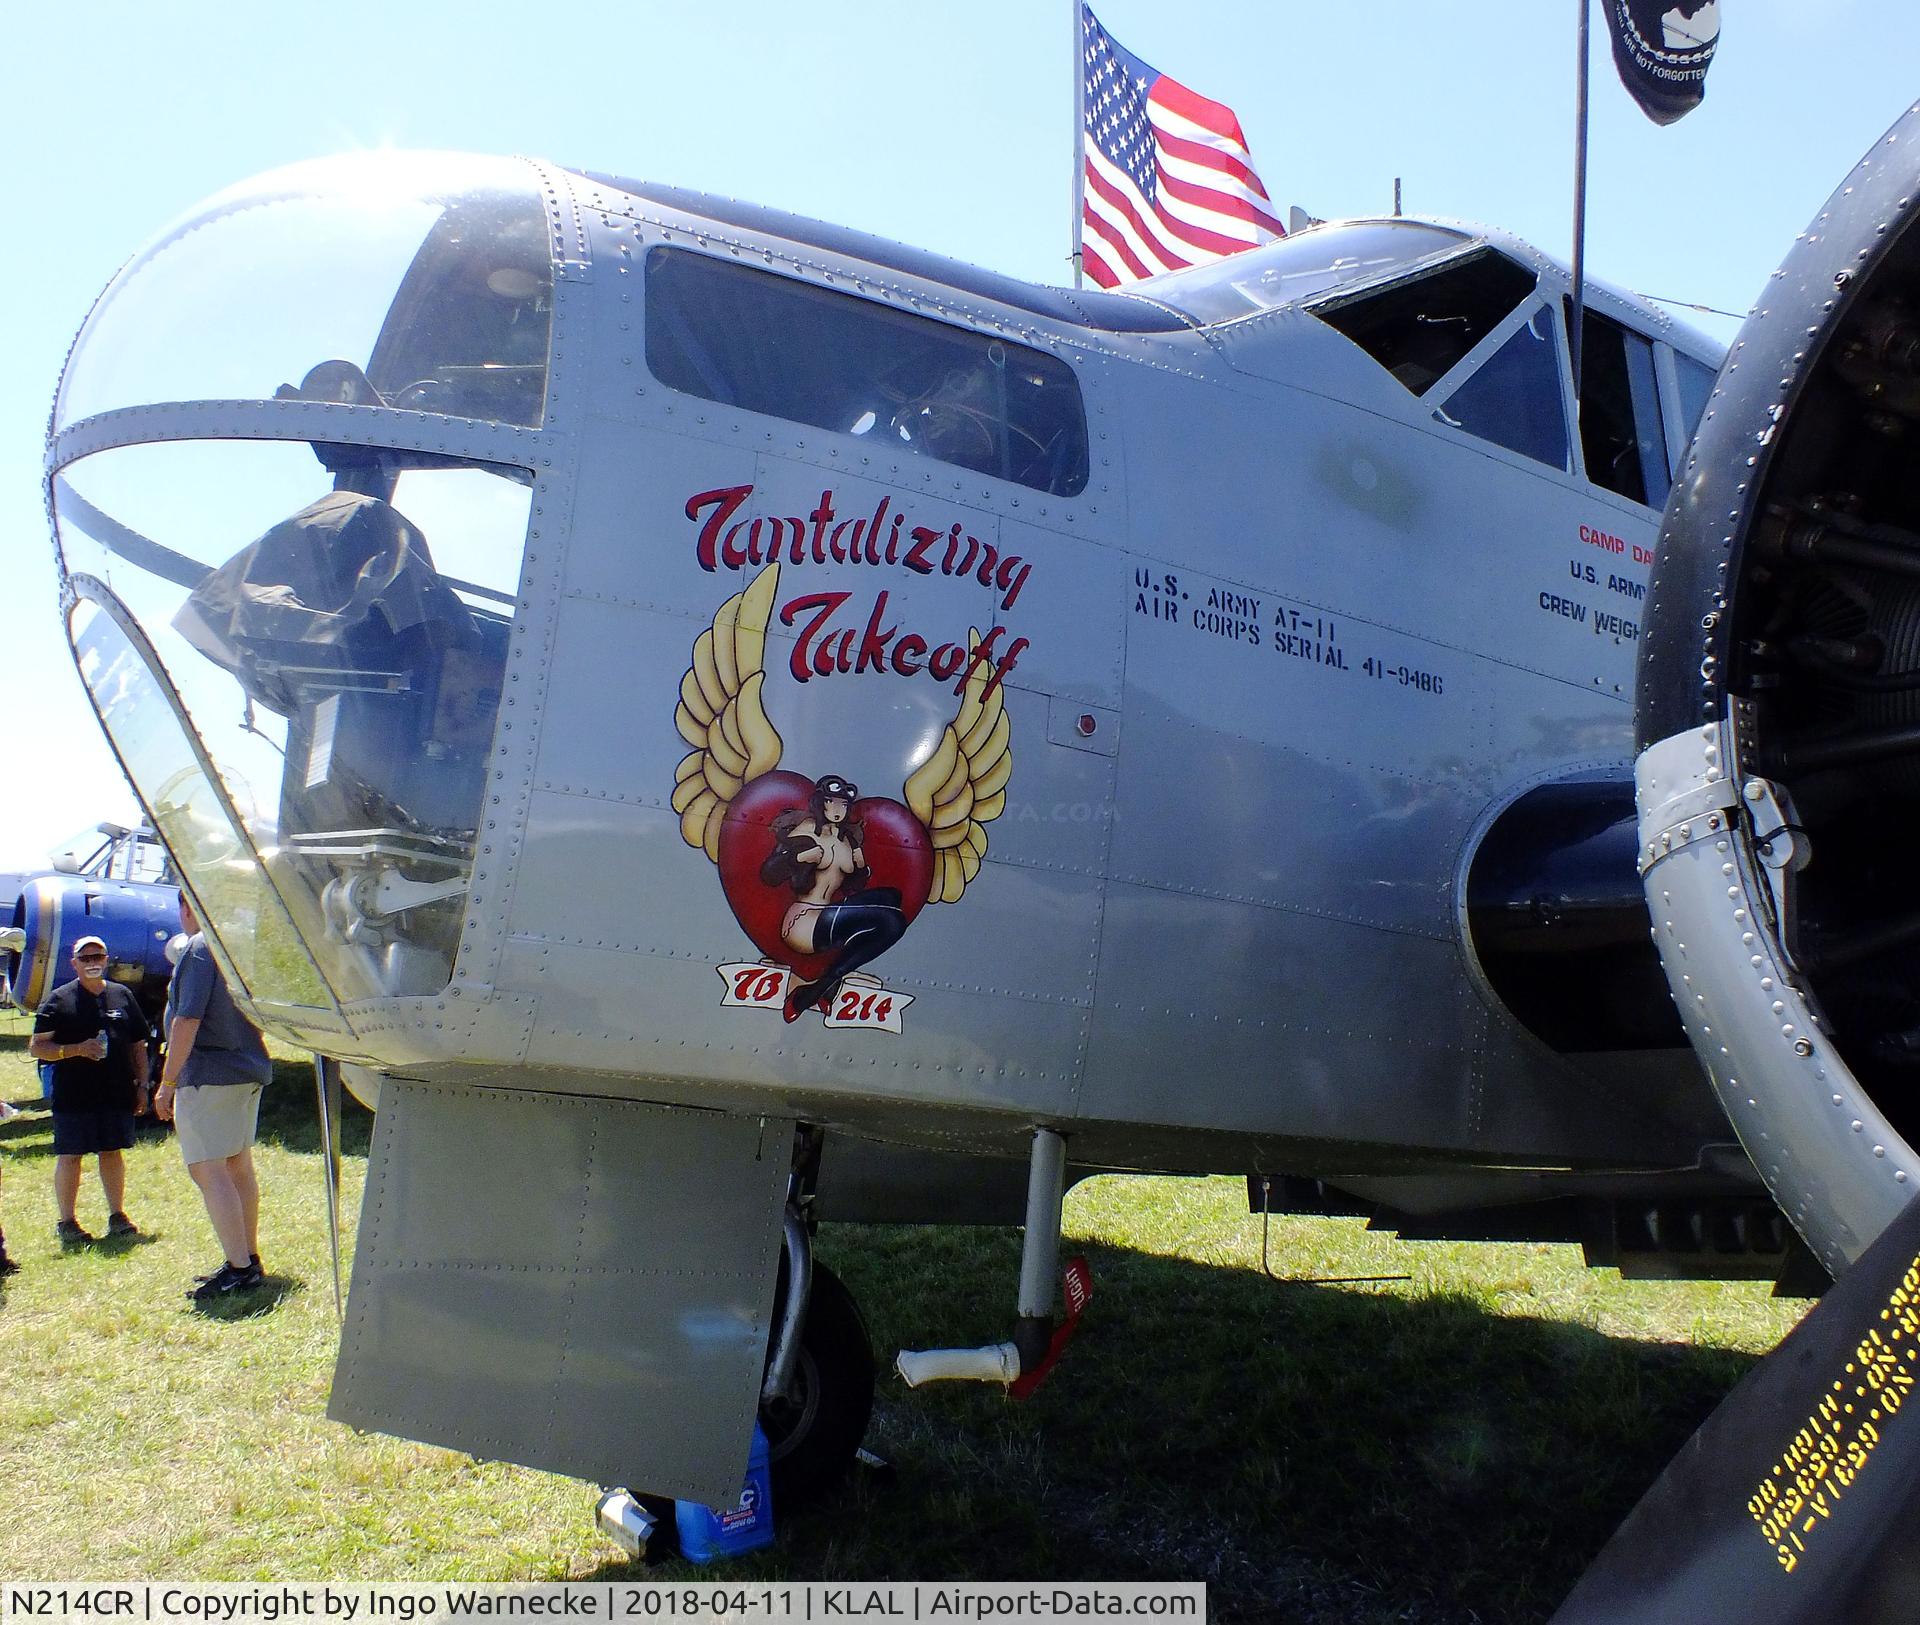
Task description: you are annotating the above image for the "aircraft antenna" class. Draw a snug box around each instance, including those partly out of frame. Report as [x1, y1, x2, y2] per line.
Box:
[1570, 0, 1592, 398]
[1635, 291, 1748, 322]
[1253, 1178, 1411, 1288]
[1393, 177, 1402, 217]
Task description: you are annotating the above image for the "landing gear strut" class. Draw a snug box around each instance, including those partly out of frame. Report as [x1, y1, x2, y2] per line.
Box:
[760, 1254, 875, 1505]
[895, 1127, 1074, 1389]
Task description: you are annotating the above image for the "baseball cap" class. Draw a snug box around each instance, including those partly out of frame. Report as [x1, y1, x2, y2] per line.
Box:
[72, 935, 109, 956]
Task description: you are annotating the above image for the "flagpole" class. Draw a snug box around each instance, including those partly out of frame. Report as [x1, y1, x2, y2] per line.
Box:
[1571, 0, 1591, 400]
[1071, 0, 1086, 288]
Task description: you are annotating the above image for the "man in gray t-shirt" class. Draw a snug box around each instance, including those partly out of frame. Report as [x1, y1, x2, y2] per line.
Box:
[154, 895, 272, 1301]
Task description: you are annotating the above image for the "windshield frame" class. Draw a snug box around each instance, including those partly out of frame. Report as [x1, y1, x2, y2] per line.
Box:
[1142, 220, 1477, 328]
[65, 573, 354, 1041]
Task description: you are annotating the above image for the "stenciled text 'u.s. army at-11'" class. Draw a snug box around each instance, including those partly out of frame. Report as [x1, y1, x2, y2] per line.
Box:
[31, 91, 1920, 1604]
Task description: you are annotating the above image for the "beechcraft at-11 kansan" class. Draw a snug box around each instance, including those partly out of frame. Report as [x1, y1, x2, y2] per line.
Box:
[35, 79, 1920, 1579]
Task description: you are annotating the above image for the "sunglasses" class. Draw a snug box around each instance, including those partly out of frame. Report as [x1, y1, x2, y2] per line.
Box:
[76, 953, 109, 964]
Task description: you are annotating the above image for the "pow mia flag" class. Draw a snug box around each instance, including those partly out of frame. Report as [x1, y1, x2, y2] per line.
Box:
[1603, 0, 1721, 125]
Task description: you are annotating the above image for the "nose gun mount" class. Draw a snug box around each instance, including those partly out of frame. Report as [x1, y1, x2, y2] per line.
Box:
[313, 829, 471, 996]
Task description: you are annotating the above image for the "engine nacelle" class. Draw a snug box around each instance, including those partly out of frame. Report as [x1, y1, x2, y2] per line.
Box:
[4, 870, 180, 1029]
[1637, 100, 1920, 1274]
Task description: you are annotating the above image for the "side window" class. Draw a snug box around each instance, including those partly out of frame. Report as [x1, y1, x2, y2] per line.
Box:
[644, 247, 1090, 498]
[1431, 308, 1569, 471]
[128, 838, 174, 886]
[1568, 303, 1670, 508]
[1310, 249, 1539, 395]
[1673, 352, 1718, 441]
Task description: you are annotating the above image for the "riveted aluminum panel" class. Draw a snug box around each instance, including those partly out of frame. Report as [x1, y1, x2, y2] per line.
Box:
[508, 789, 756, 969]
[1107, 679, 1478, 941]
[1482, 683, 1635, 789]
[1113, 366, 1656, 706]
[989, 518, 1125, 709]
[956, 686, 1114, 878]
[506, 787, 1099, 1109]
[1080, 880, 1481, 1143]
[1084, 856, 1703, 1162]
[329, 1078, 791, 1506]
[575, 173, 1193, 334]
[516, 937, 1089, 1115]
[519, 388, 1115, 1103]
[559, 422, 752, 610]
[510, 780, 1104, 995]
[534, 594, 743, 815]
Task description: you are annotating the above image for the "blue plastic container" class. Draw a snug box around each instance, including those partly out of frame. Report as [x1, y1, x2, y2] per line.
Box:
[674, 1424, 775, 1563]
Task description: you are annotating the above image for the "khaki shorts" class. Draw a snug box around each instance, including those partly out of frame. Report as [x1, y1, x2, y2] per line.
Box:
[175, 1083, 263, 1166]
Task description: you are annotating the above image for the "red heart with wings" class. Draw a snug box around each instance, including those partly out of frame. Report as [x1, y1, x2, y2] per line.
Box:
[715, 771, 934, 979]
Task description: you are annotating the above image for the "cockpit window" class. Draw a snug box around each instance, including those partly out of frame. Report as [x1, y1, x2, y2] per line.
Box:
[1567, 301, 1670, 507]
[49, 825, 174, 885]
[1309, 248, 1539, 395]
[55, 152, 553, 431]
[644, 248, 1090, 497]
[1673, 350, 1718, 441]
[55, 438, 530, 1006]
[1431, 308, 1570, 471]
[1144, 221, 1471, 326]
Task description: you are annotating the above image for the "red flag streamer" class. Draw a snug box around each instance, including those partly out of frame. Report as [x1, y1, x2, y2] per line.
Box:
[1009, 1256, 1093, 1400]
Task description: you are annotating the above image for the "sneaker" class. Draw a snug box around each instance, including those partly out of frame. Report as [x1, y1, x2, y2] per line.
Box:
[57, 1219, 94, 1247]
[0, 1253, 18, 1277]
[189, 1260, 264, 1302]
[193, 1253, 261, 1284]
[106, 1212, 140, 1238]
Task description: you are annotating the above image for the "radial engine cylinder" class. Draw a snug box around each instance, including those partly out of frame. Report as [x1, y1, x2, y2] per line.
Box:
[1636, 101, 1920, 1274]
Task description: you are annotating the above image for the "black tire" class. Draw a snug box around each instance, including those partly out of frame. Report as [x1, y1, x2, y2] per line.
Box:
[760, 1260, 875, 1506]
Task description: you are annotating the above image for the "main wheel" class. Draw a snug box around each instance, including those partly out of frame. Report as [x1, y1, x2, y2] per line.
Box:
[760, 1261, 875, 1506]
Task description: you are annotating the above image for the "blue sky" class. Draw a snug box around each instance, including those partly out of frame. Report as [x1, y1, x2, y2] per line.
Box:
[2, 0, 1914, 867]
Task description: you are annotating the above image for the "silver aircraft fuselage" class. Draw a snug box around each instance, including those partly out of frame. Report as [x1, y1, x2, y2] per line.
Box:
[44, 153, 1736, 1499]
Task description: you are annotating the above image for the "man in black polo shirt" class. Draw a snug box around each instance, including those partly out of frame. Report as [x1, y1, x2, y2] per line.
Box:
[28, 934, 150, 1244]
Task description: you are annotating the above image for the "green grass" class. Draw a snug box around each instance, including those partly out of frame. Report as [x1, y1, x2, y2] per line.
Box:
[0, 1015, 1808, 1622]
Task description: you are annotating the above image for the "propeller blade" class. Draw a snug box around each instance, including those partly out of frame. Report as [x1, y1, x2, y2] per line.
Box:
[1552, 1193, 1920, 1622]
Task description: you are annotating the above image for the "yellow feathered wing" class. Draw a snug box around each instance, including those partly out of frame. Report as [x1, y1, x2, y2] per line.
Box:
[671, 563, 784, 862]
[903, 629, 1013, 904]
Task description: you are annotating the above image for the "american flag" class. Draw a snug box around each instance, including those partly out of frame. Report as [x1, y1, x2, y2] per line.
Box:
[1078, 4, 1284, 289]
